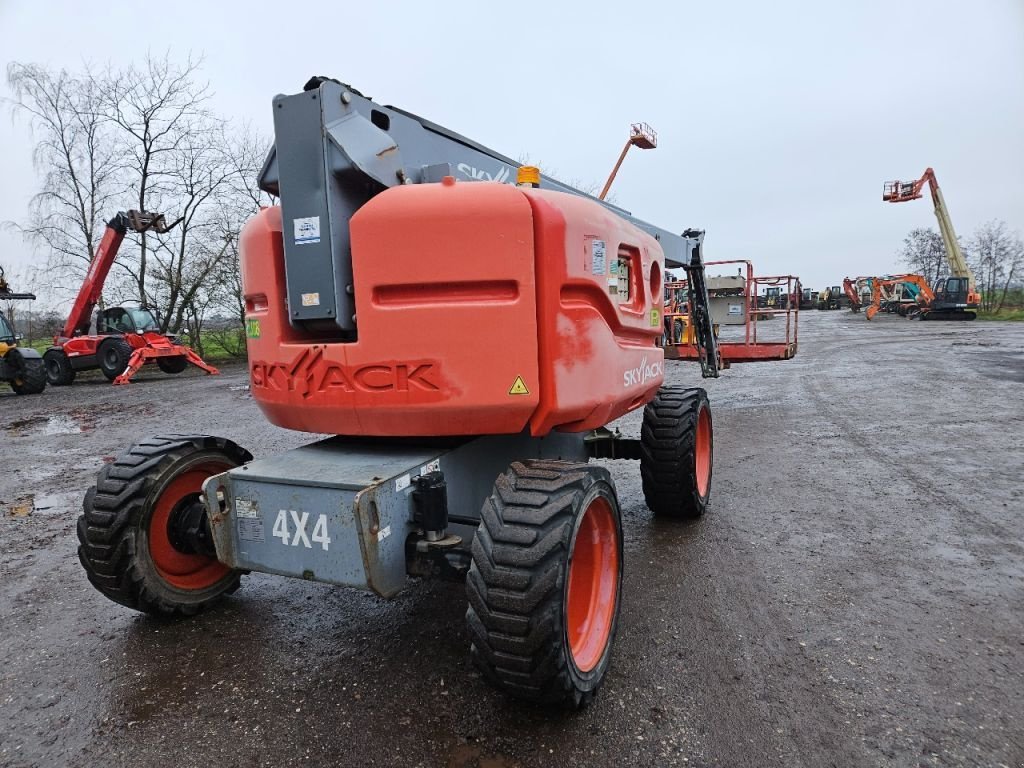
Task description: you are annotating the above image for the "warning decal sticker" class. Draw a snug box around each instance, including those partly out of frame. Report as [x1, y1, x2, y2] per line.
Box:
[238, 516, 265, 543]
[294, 216, 321, 245]
[245, 318, 261, 338]
[508, 376, 530, 395]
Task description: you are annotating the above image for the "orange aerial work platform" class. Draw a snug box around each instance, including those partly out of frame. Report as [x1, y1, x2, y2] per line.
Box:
[664, 260, 799, 364]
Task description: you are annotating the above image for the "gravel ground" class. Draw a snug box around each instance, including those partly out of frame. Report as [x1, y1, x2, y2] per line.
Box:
[1, 310, 1022, 768]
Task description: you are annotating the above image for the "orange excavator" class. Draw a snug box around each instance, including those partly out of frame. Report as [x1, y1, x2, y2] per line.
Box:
[882, 168, 980, 320]
[842, 277, 864, 312]
[864, 274, 931, 320]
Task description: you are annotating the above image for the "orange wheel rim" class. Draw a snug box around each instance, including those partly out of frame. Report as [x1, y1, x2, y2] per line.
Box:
[695, 406, 712, 498]
[148, 460, 230, 590]
[566, 496, 619, 673]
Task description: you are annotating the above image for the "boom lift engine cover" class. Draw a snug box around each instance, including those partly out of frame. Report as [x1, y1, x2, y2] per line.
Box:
[244, 180, 665, 436]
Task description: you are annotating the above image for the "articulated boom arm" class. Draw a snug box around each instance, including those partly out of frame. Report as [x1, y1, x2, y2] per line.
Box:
[259, 77, 701, 335]
[61, 211, 168, 339]
[882, 167, 974, 292]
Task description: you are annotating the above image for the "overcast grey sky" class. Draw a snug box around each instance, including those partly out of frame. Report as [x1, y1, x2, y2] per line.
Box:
[1, 0, 1022, 301]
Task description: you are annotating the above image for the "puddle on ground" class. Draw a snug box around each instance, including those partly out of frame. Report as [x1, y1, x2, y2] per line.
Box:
[6, 414, 88, 436]
[5, 495, 34, 517]
[2, 491, 74, 517]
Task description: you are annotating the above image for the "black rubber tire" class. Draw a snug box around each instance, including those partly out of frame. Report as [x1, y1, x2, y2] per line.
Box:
[97, 337, 133, 381]
[640, 386, 713, 519]
[7, 351, 46, 395]
[156, 355, 189, 374]
[77, 434, 252, 616]
[466, 460, 623, 708]
[43, 348, 76, 386]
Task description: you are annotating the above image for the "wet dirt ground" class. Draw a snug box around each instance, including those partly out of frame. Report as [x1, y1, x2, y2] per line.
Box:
[1, 311, 1022, 768]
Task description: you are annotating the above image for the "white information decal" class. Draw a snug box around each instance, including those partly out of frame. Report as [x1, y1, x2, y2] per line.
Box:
[591, 239, 606, 275]
[301, 292, 320, 307]
[272, 509, 331, 551]
[235, 499, 259, 519]
[728, 303, 742, 315]
[294, 216, 321, 245]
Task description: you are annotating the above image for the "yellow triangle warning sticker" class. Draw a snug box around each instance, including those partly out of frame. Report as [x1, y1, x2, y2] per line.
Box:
[508, 376, 530, 395]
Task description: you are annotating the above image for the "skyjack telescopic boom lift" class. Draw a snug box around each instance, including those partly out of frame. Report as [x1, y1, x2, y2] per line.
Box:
[77, 76, 737, 708]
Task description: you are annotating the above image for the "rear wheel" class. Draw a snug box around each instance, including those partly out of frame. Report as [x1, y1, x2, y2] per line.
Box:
[640, 386, 713, 518]
[77, 435, 252, 616]
[43, 348, 76, 385]
[466, 461, 623, 708]
[7, 350, 46, 395]
[97, 337, 132, 381]
[157, 355, 188, 374]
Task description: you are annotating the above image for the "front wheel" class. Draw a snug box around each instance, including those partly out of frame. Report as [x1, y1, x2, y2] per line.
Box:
[6, 350, 46, 395]
[466, 461, 623, 708]
[43, 348, 76, 385]
[640, 386, 713, 518]
[97, 337, 132, 381]
[77, 434, 252, 616]
[157, 355, 188, 374]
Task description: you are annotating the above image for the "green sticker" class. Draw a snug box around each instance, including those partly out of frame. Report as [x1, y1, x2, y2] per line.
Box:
[245, 318, 261, 339]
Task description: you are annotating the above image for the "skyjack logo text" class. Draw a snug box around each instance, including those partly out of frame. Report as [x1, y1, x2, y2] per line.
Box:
[251, 347, 441, 398]
[623, 356, 663, 388]
[456, 162, 513, 184]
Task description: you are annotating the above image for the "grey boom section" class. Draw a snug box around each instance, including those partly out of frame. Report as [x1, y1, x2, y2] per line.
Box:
[259, 78, 696, 335]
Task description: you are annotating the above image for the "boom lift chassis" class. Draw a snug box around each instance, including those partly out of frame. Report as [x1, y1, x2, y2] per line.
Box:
[79, 77, 730, 707]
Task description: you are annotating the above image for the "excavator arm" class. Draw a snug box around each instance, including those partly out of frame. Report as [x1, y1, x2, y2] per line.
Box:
[60, 211, 169, 339]
[842, 277, 861, 311]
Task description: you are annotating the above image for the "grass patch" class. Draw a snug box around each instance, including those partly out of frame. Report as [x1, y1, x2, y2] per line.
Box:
[16, 331, 249, 363]
[977, 308, 1024, 321]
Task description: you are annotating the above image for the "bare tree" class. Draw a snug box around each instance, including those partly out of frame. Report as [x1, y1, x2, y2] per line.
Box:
[8, 54, 274, 358]
[204, 127, 274, 357]
[145, 121, 240, 334]
[899, 228, 950, 285]
[93, 52, 213, 306]
[969, 220, 1024, 313]
[4, 63, 120, 297]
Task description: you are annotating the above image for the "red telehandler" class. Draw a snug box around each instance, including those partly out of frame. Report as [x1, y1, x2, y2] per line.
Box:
[43, 211, 219, 385]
